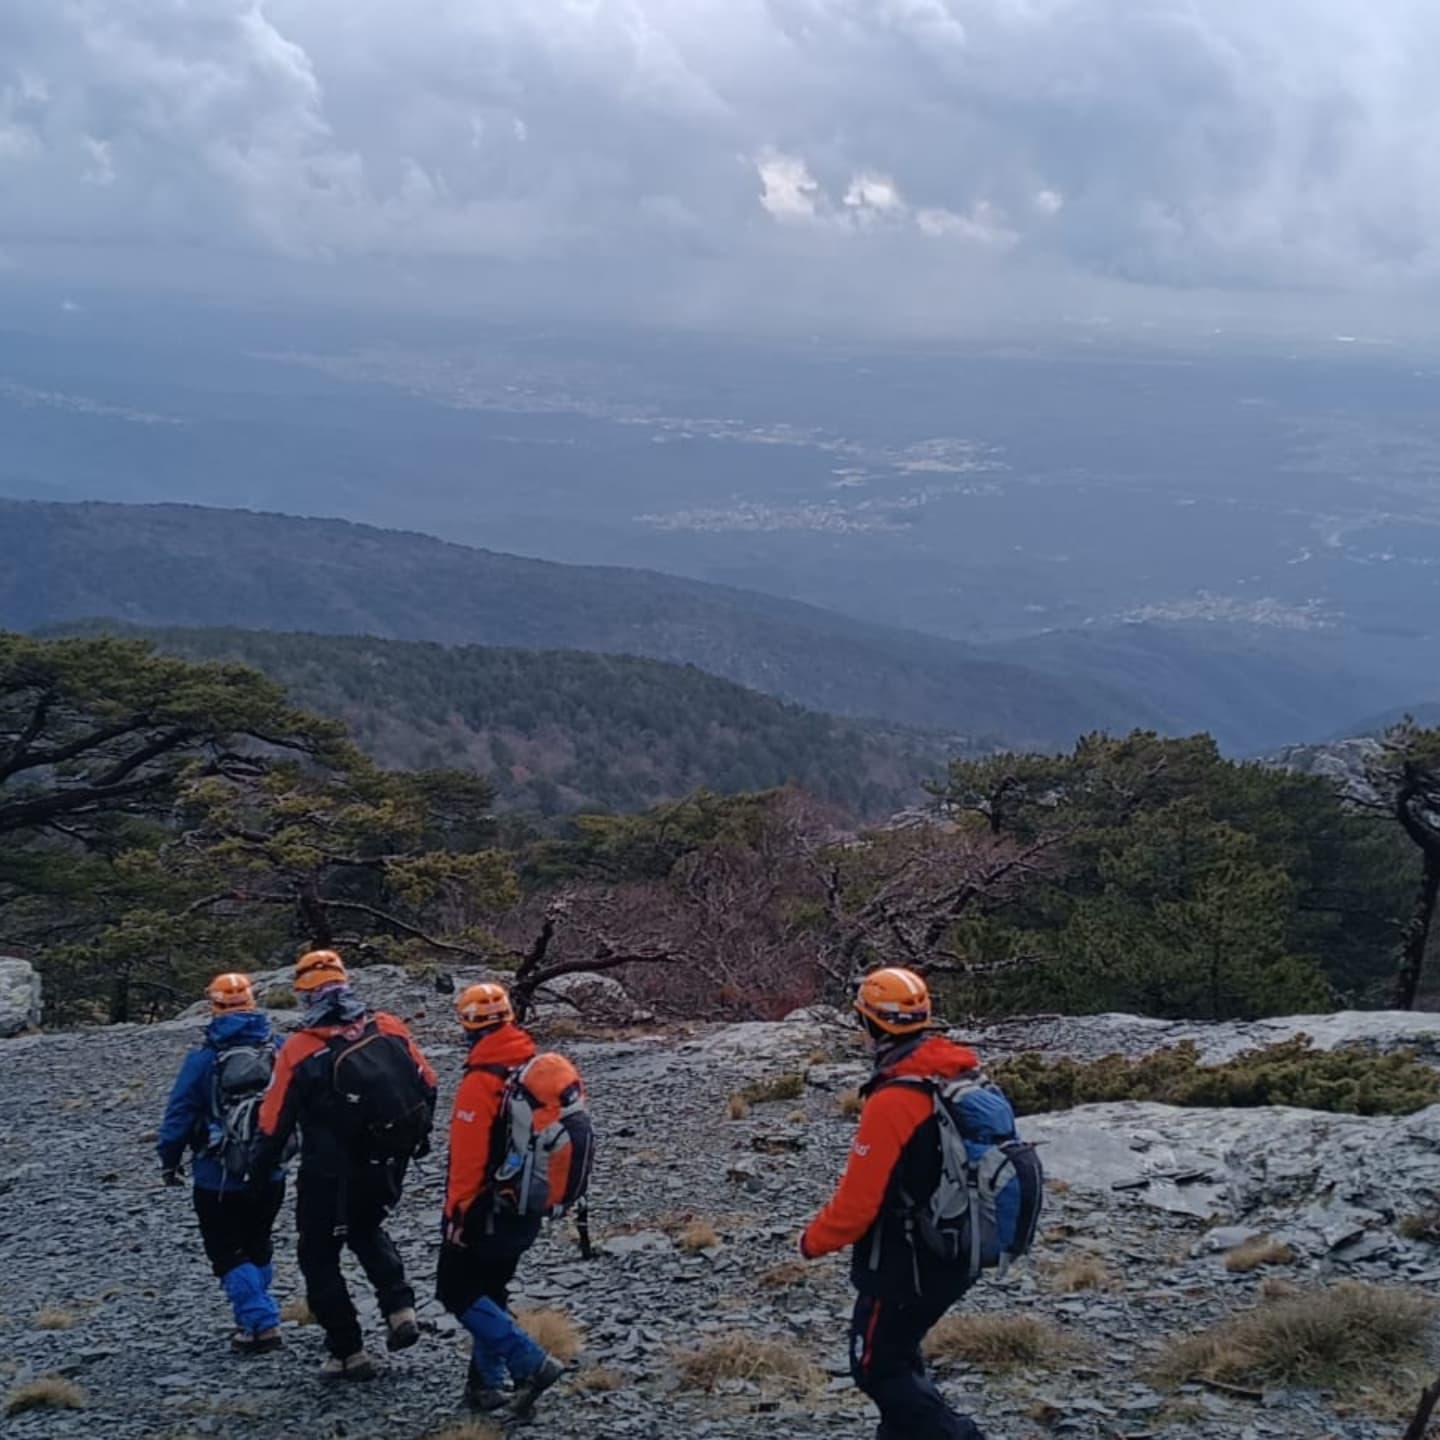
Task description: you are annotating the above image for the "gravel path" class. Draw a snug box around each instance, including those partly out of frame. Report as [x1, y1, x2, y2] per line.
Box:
[2, 987, 1434, 1440]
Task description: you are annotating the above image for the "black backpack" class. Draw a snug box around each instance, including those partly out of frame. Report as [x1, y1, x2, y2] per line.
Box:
[208, 1043, 275, 1182]
[326, 1020, 431, 1163]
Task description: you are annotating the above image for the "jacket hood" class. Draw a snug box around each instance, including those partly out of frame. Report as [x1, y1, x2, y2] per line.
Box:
[877, 1033, 981, 1083]
[467, 1023, 536, 1069]
[300, 985, 368, 1032]
[206, 1010, 273, 1046]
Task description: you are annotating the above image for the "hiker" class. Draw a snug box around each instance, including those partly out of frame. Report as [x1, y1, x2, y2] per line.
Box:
[157, 972, 287, 1354]
[437, 981, 591, 1416]
[798, 967, 1041, 1440]
[252, 949, 437, 1380]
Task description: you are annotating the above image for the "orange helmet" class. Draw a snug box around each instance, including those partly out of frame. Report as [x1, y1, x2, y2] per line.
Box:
[207, 972, 256, 1013]
[854, 967, 933, 1034]
[457, 982, 514, 1032]
[294, 949, 348, 993]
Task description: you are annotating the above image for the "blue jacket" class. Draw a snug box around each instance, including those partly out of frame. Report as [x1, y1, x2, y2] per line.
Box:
[157, 1011, 286, 1192]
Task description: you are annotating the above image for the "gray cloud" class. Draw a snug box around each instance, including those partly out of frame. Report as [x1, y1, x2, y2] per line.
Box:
[2, 0, 1438, 330]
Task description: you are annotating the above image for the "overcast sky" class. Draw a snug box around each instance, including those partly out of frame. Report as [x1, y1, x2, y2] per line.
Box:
[3, 0, 1439, 340]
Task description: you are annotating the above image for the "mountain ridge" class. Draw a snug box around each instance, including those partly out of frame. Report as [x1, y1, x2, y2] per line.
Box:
[0, 497, 1147, 747]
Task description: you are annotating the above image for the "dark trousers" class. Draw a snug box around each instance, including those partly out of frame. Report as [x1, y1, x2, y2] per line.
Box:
[296, 1163, 414, 1359]
[193, 1181, 285, 1279]
[436, 1244, 524, 1319]
[850, 1281, 985, 1440]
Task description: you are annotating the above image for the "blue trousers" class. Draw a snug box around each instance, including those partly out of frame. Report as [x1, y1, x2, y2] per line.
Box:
[193, 1182, 284, 1334]
[850, 1282, 985, 1440]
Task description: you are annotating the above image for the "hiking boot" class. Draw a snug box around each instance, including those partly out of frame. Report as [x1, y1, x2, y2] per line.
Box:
[231, 1327, 283, 1356]
[511, 1355, 565, 1415]
[463, 1378, 509, 1412]
[319, 1350, 377, 1382]
[385, 1307, 420, 1352]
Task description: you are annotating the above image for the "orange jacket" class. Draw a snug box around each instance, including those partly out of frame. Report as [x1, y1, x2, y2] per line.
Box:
[445, 1022, 537, 1226]
[800, 1034, 981, 1259]
[255, 1009, 437, 1177]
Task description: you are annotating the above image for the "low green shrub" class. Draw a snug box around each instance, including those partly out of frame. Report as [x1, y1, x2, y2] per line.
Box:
[990, 1037, 1440, 1117]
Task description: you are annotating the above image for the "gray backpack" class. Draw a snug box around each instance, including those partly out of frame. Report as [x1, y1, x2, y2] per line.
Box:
[208, 1044, 274, 1181]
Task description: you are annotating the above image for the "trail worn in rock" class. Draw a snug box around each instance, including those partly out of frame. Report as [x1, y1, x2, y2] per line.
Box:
[3, 986, 1438, 1440]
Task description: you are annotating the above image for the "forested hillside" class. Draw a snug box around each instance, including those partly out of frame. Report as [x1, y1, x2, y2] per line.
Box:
[5, 632, 1438, 1027]
[107, 625, 951, 815]
[0, 498, 1129, 748]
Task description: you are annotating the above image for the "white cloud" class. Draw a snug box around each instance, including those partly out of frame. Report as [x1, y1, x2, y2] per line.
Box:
[1, 0, 1439, 329]
[757, 147, 821, 221]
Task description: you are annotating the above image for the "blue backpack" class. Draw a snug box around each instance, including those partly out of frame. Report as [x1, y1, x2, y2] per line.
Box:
[890, 1074, 1044, 1282]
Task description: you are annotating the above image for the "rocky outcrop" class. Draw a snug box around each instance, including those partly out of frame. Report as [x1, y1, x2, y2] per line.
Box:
[966, 1007, 1440, 1065]
[0, 957, 41, 1037]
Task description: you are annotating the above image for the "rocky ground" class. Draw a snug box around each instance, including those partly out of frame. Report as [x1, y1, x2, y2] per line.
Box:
[3, 973, 1439, 1440]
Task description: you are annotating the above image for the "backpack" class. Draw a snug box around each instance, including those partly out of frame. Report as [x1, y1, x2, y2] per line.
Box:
[326, 1020, 432, 1164]
[485, 1053, 595, 1220]
[207, 1042, 275, 1182]
[889, 1074, 1044, 1283]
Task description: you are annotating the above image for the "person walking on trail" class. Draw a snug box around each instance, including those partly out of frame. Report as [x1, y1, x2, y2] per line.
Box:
[252, 949, 437, 1381]
[797, 967, 1041, 1440]
[157, 972, 288, 1355]
[437, 982, 582, 1417]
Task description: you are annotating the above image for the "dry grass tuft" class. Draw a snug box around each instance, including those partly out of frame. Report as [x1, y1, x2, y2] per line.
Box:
[264, 986, 299, 1010]
[1398, 1207, 1440, 1242]
[678, 1219, 721, 1252]
[838, 1089, 865, 1119]
[516, 1308, 584, 1362]
[281, 1296, 315, 1326]
[426, 1425, 503, 1440]
[1154, 1281, 1437, 1391]
[33, 1305, 79, 1331]
[740, 1073, 806, 1105]
[1224, 1236, 1296, 1273]
[1259, 1276, 1300, 1302]
[923, 1313, 1080, 1370]
[727, 1094, 750, 1121]
[676, 1333, 822, 1392]
[758, 1261, 810, 1290]
[6, 1377, 89, 1415]
[1048, 1256, 1113, 1293]
[575, 1367, 624, 1392]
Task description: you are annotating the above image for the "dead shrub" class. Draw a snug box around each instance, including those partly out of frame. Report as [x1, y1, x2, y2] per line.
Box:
[1153, 1281, 1437, 1391]
[6, 1377, 88, 1415]
[924, 1313, 1080, 1370]
[33, 1305, 79, 1331]
[838, 1090, 865, 1119]
[1048, 1256, 1113, 1293]
[516, 1308, 583, 1362]
[676, 1333, 822, 1392]
[727, 1094, 750, 1121]
[678, 1220, 721, 1252]
[1224, 1237, 1296, 1273]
